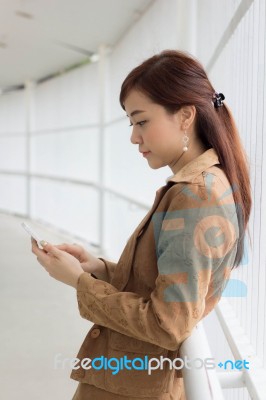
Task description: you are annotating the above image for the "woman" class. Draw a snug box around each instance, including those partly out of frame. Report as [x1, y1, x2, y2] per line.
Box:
[32, 50, 251, 399]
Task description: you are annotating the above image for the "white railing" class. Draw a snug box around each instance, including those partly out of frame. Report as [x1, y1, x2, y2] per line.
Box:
[0, 169, 150, 252]
[179, 322, 225, 400]
[179, 298, 266, 400]
[215, 299, 266, 399]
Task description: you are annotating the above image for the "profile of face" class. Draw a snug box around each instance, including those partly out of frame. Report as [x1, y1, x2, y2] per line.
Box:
[123, 89, 198, 174]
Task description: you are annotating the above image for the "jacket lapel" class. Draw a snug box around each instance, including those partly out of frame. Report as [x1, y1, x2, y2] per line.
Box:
[112, 185, 171, 290]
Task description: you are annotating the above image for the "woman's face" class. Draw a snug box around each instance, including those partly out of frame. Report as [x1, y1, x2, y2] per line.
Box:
[123, 89, 187, 172]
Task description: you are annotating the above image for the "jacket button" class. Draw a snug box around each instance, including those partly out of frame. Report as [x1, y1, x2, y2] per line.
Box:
[90, 328, 101, 338]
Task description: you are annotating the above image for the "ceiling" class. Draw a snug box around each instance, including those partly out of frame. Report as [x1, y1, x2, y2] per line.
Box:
[0, 0, 154, 92]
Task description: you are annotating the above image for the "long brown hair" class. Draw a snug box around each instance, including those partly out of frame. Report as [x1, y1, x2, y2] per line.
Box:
[119, 49, 252, 269]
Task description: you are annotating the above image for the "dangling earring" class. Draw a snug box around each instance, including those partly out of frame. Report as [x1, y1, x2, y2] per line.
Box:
[183, 130, 189, 152]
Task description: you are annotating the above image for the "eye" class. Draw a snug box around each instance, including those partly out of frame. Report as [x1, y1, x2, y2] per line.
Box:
[138, 120, 146, 126]
[128, 120, 146, 127]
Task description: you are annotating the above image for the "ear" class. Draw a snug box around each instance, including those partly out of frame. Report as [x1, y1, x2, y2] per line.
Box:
[180, 105, 196, 129]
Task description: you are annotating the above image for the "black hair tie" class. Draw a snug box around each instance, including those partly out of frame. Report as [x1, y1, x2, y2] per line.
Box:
[212, 92, 225, 108]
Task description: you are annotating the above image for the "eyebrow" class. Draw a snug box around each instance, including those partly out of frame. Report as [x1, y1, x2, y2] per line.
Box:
[126, 110, 146, 118]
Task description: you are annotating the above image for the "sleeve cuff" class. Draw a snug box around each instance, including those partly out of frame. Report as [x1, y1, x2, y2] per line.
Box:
[97, 257, 116, 283]
[76, 271, 94, 291]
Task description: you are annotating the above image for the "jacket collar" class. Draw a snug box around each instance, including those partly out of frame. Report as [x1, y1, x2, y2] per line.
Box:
[166, 147, 220, 184]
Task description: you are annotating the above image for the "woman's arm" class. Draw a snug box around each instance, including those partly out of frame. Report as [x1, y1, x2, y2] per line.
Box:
[31, 240, 118, 288]
[50, 243, 117, 283]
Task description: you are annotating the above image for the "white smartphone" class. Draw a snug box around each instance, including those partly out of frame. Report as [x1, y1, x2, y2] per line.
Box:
[21, 222, 44, 249]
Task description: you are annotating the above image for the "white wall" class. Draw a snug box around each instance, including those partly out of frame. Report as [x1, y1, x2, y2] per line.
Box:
[0, 90, 27, 214]
[31, 65, 100, 242]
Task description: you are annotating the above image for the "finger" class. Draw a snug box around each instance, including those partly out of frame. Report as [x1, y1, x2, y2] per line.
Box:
[31, 237, 37, 245]
[55, 244, 68, 250]
[40, 241, 61, 258]
[31, 238, 44, 255]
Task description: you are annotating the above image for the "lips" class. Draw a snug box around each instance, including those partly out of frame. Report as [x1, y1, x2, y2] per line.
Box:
[140, 150, 150, 154]
[142, 151, 150, 157]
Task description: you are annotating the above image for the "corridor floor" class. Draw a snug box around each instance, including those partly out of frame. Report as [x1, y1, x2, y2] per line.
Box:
[0, 212, 95, 399]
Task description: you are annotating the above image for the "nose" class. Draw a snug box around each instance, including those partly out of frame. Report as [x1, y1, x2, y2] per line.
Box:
[130, 127, 143, 145]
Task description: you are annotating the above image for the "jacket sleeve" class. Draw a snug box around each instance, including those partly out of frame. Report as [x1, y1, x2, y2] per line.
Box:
[93, 257, 117, 283]
[76, 185, 239, 351]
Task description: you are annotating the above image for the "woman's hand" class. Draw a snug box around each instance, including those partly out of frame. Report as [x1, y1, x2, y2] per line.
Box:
[31, 238, 84, 289]
[53, 243, 106, 278]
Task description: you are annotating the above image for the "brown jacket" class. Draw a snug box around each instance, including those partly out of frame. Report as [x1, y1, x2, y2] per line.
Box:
[70, 148, 239, 398]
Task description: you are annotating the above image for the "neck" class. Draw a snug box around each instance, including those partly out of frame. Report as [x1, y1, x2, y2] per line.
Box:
[170, 140, 208, 175]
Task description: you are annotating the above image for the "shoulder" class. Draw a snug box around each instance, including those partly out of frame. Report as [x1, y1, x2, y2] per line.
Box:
[163, 165, 235, 210]
[155, 166, 239, 240]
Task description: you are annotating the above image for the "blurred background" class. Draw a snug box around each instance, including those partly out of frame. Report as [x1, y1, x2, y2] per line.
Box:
[0, 0, 265, 399]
